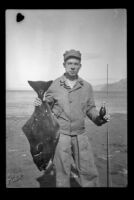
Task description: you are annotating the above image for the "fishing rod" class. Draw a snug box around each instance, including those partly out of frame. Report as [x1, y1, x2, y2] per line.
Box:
[99, 65, 111, 187]
[106, 64, 112, 187]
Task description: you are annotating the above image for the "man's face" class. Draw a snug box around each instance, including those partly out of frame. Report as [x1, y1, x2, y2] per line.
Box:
[63, 58, 81, 77]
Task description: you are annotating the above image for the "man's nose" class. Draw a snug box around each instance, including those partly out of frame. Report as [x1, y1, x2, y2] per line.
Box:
[71, 66, 75, 70]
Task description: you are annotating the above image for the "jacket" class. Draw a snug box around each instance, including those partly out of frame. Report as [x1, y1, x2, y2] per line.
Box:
[45, 74, 100, 135]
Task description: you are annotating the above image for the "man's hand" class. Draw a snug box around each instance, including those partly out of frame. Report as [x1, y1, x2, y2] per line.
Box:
[103, 114, 110, 122]
[34, 97, 42, 107]
[95, 113, 110, 126]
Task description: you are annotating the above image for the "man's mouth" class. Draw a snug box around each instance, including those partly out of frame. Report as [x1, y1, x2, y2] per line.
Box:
[70, 71, 76, 74]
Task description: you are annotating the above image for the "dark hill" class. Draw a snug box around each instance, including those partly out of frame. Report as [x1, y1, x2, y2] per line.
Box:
[93, 78, 127, 92]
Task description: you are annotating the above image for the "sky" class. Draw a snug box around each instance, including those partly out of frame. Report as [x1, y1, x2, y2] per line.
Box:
[6, 9, 127, 90]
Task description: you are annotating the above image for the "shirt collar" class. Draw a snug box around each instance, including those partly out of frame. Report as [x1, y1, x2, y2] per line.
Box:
[59, 74, 84, 87]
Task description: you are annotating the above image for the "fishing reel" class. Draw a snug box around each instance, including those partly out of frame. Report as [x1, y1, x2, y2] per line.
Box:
[95, 102, 107, 126]
[99, 102, 106, 119]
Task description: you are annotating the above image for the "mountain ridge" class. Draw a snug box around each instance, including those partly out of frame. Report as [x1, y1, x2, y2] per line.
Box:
[93, 78, 127, 91]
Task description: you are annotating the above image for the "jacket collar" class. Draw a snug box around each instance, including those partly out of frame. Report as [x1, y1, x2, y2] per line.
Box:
[59, 74, 84, 89]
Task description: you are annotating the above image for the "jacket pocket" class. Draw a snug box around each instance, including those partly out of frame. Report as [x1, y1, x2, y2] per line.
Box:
[52, 107, 69, 121]
[52, 107, 63, 118]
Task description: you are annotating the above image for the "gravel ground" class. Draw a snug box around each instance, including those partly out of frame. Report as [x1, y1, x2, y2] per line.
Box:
[6, 113, 127, 188]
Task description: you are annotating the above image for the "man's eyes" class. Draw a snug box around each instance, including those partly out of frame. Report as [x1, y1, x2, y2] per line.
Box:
[67, 63, 79, 66]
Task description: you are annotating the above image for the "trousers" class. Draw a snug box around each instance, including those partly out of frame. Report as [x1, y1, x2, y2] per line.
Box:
[53, 132, 99, 187]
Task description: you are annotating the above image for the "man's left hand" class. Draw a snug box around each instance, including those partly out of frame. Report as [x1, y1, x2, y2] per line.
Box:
[103, 114, 110, 122]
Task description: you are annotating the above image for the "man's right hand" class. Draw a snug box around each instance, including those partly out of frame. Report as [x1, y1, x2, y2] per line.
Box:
[34, 97, 42, 107]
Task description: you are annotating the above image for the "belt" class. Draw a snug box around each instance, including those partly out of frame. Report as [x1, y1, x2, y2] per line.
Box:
[60, 127, 85, 136]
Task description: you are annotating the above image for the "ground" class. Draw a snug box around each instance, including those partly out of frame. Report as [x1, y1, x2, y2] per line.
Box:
[6, 113, 127, 188]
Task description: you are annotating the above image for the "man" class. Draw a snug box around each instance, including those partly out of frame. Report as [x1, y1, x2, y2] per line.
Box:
[34, 49, 110, 187]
